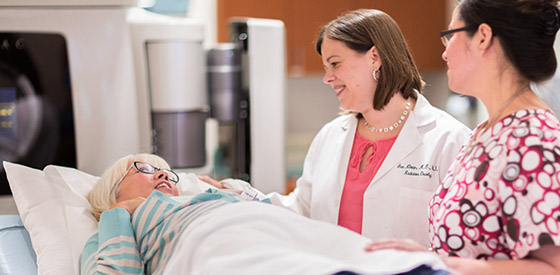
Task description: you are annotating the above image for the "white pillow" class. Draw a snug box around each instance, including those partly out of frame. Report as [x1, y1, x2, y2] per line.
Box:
[3, 162, 99, 275]
[2, 161, 216, 275]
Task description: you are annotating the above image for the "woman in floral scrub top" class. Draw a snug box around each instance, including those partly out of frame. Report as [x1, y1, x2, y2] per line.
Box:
[430, 109, 560, 259]
[366, 0, 560, 273]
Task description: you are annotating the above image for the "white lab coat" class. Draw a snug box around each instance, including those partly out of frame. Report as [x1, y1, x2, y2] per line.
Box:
[265, 94, 471, 246]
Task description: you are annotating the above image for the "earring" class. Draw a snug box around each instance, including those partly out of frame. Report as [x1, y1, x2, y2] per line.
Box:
[373, 68, 380, 81]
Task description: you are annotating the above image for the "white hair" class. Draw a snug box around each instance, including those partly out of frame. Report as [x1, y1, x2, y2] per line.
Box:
[87, 153, 171, 221]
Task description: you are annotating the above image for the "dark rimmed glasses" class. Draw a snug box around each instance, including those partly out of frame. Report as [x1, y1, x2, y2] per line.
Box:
[440, 26, 477, 47]
[114, 161, 179, 191]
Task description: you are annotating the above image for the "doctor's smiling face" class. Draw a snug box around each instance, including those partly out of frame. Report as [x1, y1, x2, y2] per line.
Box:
[321, 38, 377, 113]
[115, 160, 179, 202]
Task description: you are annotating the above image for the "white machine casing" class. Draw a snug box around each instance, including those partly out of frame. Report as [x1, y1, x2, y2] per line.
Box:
[128, 8, 214, 174]
[235, 18, 286, 193]
[0, 1, 140, 176]
[0, 1, 287, 194]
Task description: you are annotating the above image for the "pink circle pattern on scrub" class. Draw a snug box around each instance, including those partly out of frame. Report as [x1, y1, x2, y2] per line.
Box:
[428, 109, 560, 260]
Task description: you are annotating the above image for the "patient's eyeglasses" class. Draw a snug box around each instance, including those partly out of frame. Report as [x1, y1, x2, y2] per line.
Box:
[113, 161, 179, 193]
[440, 25, 477, 47]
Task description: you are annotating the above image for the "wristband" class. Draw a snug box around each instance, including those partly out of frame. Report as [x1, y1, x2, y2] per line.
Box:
[239, 186, 258, 200]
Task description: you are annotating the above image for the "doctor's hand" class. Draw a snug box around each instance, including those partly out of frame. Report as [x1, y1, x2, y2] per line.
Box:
[110, 197, 146, 216]
[364, 238, 430, 253]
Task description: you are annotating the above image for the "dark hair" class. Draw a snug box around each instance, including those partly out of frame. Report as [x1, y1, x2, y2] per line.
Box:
[315, 9, 423, 111]
[458, 0, 560, 82]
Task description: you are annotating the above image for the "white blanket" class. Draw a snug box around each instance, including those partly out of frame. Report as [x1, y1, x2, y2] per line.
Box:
[164, 201, 448, 275]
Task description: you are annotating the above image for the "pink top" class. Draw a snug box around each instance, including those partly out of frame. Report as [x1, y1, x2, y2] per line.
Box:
[338, 131, 397, 233]
[429, 109, 560, 260]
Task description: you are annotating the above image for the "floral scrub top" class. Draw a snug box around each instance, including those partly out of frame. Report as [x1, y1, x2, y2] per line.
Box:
[428, 109, 560, 260]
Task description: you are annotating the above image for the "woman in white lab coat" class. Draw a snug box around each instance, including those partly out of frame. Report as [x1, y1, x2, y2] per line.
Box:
[203, 9, 470, 247]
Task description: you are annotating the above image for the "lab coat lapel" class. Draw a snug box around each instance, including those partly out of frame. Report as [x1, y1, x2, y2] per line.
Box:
[334, 115, 357, 199]
[371, 94, 433, 184]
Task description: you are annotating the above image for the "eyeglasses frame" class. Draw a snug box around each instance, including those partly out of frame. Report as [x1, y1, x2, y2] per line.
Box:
[111, 161, 179, 197]
[440, 25, 478, 47]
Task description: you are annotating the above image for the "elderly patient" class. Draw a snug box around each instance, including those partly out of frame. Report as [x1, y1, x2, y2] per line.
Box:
[81, 153, 449, 275]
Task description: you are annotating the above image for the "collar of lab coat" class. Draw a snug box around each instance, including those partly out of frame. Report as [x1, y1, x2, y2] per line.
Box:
[339, 91, 435, 130]
[337, 91, 436, 184]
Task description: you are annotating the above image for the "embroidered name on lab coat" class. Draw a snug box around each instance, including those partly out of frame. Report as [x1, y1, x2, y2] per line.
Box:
[396, 163, 438, 178]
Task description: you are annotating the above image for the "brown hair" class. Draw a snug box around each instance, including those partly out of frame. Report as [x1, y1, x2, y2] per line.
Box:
[316, 9, 424, 110]
[458, 0, 560, 83]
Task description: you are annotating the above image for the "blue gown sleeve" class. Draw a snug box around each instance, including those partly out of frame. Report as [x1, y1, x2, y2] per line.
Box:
[80, 208, 144, 275]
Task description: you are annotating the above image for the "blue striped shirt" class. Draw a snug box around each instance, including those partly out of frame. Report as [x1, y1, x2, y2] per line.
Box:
[81, 189, 248, 274]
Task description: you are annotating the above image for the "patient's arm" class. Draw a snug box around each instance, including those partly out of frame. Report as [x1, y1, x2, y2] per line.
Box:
[198, 175, 243, 194]
[80, 208, 144, 275]
[198, 175, 225, 189]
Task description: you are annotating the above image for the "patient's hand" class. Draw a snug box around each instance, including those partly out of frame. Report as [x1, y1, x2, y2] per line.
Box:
[110, 197, 146, 216]
[364, 238, 430, 253]
[198, 175, 225, 189]
[198, 175, 242, 194]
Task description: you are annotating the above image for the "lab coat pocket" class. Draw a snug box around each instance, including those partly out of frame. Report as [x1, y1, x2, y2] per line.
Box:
[399, 176, 434, 192]
[396, 186, 434, 247]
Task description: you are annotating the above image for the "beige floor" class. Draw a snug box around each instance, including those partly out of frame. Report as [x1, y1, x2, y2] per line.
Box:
[0, 195, 19, 215]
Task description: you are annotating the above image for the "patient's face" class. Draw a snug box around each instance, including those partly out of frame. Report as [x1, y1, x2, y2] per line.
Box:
[116, 160, 179, 202]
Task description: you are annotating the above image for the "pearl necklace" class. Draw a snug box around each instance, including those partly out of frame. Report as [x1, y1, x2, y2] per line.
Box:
[364, 99, 411, 133]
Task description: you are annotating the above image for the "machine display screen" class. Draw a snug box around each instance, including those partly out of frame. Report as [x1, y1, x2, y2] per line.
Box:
[0, 32, 76, 195]
[0, 87, 15, 138]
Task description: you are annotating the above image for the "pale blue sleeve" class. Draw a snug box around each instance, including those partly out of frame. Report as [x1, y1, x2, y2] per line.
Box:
[80, 208, 144, 275]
